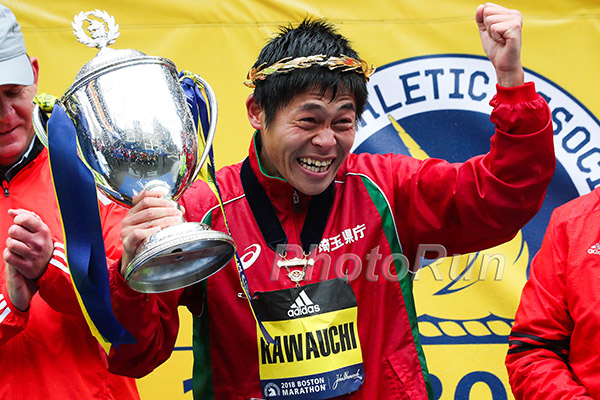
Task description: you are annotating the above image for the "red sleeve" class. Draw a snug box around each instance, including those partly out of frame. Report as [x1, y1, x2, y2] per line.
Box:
[101, 194, 185, 377]
[35, 241, 82, 315]
[398, 82, 555, 258]
[505, 210, 593, 399]
[106, 260, 183, 378]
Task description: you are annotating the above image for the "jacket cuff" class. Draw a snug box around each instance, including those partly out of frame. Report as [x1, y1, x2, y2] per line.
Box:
[36, 241, 68, 289]
[110, 259, 144, 299]
[494, 82, 537, 105]
[1, 285, 29, 324]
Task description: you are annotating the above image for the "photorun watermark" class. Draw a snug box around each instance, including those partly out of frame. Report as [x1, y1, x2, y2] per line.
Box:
[269, 244, 506, 283]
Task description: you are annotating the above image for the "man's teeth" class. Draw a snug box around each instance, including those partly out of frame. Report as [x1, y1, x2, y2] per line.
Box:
[299, 157, 333, 172]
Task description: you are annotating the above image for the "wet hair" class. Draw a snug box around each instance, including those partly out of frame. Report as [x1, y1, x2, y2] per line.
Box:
[251, 19, 368, 127]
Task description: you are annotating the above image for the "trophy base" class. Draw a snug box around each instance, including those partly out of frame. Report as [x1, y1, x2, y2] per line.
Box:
[123, 222, 236, 293]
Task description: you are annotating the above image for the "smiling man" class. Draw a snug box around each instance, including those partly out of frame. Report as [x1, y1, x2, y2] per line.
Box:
[108, 4, 556, 399]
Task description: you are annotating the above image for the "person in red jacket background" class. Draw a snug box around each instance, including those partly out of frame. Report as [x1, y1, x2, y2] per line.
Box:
[0, 4, 139, 399]
[506, 187, 600, 399]
[108, 3, 556, 399]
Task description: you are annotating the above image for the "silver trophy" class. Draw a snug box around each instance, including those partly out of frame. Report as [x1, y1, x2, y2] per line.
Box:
[33, 10, 235, 293]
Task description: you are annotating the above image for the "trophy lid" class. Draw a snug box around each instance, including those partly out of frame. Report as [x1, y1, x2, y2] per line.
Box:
[74, 47, 148, 83]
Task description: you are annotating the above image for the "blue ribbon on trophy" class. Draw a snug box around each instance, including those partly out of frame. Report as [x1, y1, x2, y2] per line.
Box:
[46, 102, 136, 351]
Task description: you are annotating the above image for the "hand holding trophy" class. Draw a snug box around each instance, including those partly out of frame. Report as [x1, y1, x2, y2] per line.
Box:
[33, 10, 235, 293]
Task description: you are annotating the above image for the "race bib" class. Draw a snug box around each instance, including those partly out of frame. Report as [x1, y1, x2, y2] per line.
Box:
[254, 278, 364, 399]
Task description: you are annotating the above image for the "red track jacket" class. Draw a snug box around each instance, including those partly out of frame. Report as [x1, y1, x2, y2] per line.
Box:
[109, 83, 555, 400]
[506, 188, 600, 399]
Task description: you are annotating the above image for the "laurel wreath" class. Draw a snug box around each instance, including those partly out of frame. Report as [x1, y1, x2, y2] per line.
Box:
[244, 54, 375, 88]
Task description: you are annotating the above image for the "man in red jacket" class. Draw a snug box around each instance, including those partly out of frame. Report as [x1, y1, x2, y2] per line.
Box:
[0, 4, 139, 399]
[109, 3, 556, 399]
[506, 187, 600, 399]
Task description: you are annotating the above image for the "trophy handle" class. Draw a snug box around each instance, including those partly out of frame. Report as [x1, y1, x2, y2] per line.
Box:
[184, 74, 218, 179]
[32, 101, 115, 200]
[32, 103, 50, 148]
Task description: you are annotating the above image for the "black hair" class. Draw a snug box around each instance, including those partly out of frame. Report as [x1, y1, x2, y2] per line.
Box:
[251, 19, 368, 127]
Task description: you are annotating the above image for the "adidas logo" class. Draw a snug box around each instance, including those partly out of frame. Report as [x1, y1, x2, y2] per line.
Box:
[288, 290, 321, 318]
[588, 242, 600, 255]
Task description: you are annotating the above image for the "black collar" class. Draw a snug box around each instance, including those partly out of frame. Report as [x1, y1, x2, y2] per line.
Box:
[0, 136, 44, 182]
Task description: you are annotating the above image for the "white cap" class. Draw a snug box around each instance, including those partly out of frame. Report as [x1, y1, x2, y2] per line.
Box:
[0, 4, 34, 86]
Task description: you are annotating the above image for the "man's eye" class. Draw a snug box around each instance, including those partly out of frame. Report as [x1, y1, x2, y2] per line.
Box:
[298, 118, 318, 127]
[335, 119, 354, 128]
[6, 88, 24, 97]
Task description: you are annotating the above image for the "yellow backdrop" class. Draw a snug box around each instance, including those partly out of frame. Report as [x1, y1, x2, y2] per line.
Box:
[7, 1, 600, 399]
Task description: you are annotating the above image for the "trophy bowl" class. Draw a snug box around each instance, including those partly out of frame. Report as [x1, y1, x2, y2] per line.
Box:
[33, 10, 235, 293]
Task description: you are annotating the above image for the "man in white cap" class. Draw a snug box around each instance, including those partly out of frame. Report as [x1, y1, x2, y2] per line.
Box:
[0, 4, 140, 399]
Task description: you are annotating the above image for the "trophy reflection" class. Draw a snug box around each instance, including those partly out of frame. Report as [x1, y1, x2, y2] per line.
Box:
[33, 10, 235, 293]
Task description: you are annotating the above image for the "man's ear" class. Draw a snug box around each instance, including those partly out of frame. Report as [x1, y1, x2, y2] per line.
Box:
[246, 94, 264, 131]
[29, 56, 40, 86]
